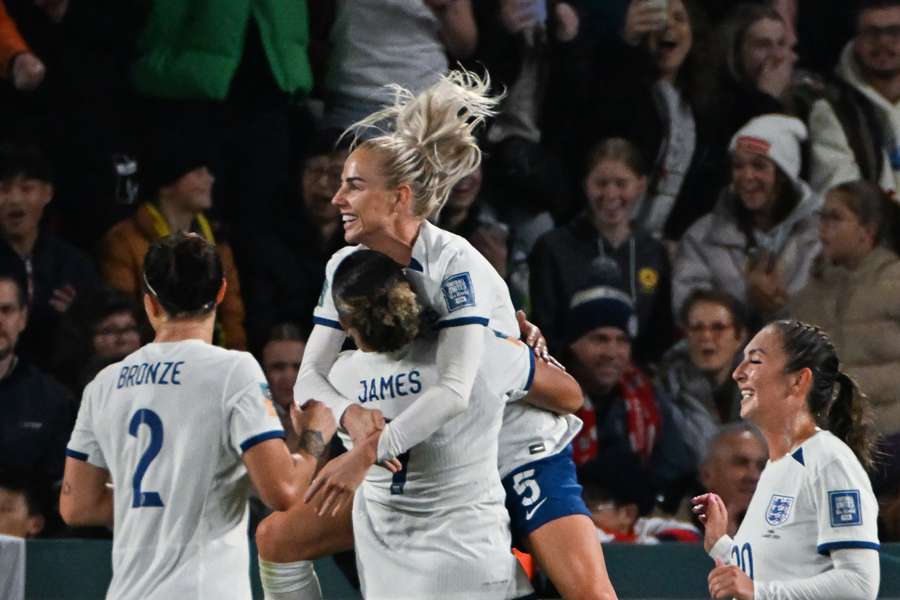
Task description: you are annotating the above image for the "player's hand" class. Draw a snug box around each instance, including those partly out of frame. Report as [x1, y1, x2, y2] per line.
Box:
[291, 400, 337, 444]
[692, 492, 729, 553]
[340, 404, 385, 442]
[708, 559, 753, 600]
[517, 310, 565, 369]
[304, 431, 378, 516]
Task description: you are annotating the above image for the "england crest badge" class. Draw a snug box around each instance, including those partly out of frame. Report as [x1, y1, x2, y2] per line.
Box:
[765, 494, 795, 526]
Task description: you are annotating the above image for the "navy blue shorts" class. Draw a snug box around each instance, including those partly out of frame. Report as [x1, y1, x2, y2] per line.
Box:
[502, 445, 591, 547]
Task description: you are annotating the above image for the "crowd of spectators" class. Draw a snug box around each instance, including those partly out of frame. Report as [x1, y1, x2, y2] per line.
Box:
[2, 0, 900, 554]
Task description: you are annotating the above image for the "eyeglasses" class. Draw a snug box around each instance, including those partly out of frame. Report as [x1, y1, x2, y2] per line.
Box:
[858, 25, 900, 42]
[686, 322, 734, 336]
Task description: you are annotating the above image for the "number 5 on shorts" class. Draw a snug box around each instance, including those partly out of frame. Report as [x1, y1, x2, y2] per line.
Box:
[512, 469, 541, 506]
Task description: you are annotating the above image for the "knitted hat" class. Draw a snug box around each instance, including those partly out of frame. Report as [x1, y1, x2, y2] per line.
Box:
[729, 114, 808, 181]
[564, 258, 638, 344]
[140, 129, 213, 198]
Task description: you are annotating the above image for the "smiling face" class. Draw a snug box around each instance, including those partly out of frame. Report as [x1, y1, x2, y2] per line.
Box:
[651, 0, 693, 80]
[740, 17, 791, 81]
[331, 147, 404, 245]
[731, 148, 780, 215]
[568, 326, 631, 396]
[855, 6, 900, 79]
[819, 190, 875, 265]
[0, 175, 52, 243]
[584, 159, 645, 231]
[733, 325, 800, 425]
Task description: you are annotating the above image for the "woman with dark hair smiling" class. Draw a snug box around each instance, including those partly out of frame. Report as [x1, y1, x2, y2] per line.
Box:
[693, 320, 879, 600]
[674, 114, 822, 325]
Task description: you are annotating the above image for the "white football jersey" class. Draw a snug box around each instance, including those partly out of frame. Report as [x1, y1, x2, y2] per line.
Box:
[730, 430, 879, 582]
[315, 221, 579, 477]
[329, 329, 534, 598]
[67, 341, 284, 600]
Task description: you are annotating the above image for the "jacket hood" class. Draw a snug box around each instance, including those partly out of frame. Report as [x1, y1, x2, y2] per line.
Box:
[707, 182, 821, 252]
[837, 41, 900, 114]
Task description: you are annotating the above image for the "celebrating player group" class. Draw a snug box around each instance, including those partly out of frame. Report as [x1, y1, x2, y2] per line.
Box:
[60, 70, 880, 600]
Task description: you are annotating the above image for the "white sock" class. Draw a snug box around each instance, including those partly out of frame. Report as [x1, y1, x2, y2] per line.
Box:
[259, 559, 322, 600]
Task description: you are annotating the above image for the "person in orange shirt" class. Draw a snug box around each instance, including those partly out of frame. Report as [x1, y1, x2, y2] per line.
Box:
[99, 133, 247, 350]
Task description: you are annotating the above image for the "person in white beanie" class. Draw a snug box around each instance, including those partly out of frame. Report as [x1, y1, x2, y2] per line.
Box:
[673, 114, 822, 327]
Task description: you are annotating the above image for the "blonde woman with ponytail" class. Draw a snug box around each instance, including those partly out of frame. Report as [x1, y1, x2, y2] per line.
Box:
[256, 71, 619, 600]
[693, 320, 880, 600]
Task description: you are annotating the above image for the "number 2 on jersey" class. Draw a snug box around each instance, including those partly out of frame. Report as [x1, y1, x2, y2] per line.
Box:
[129, 409, 165, 508]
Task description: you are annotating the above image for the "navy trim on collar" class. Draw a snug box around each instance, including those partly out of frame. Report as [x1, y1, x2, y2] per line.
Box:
[791, 448, 805, 466]
[408, 257, 424, 272]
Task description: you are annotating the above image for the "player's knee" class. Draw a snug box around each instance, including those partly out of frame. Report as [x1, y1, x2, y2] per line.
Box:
[255, 515, 292, 562]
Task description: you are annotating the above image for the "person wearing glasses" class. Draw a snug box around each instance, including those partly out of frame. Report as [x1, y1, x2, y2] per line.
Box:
[657, 288, 750, 465]
[809, 0, 900, 196]
[791, 179, 900, 438]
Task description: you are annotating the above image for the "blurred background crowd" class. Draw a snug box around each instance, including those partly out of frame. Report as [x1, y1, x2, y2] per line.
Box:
[1, 0, 900, 561]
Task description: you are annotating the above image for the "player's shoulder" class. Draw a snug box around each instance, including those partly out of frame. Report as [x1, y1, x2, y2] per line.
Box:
[802, 430, 864, 473]
[420, 221, 479, 269]
[325, 244, 361, 271]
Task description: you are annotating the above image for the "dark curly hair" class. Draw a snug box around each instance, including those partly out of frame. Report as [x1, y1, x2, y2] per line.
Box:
[332, 250, 422, 353]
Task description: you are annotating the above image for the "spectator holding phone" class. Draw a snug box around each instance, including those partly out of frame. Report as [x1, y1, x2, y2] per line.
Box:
[674, 114, 821, 327]
[554, 0, 728, 243]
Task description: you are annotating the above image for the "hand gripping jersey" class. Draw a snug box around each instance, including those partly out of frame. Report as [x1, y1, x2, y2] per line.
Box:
[314, 221, 580, 476]
[66, 341, 284, 600]
[729, 430, 879, 582]
[328, 330, 535, 599]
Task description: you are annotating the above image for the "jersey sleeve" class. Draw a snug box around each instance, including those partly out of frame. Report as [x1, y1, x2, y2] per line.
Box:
[312, 247, 357, 331]
[65, 380, 108, 470]
[432, 246, 497, 328]
[482, 332, 535, 403]
[813, 456, 880, 555]
[226, 354, 285, 455]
